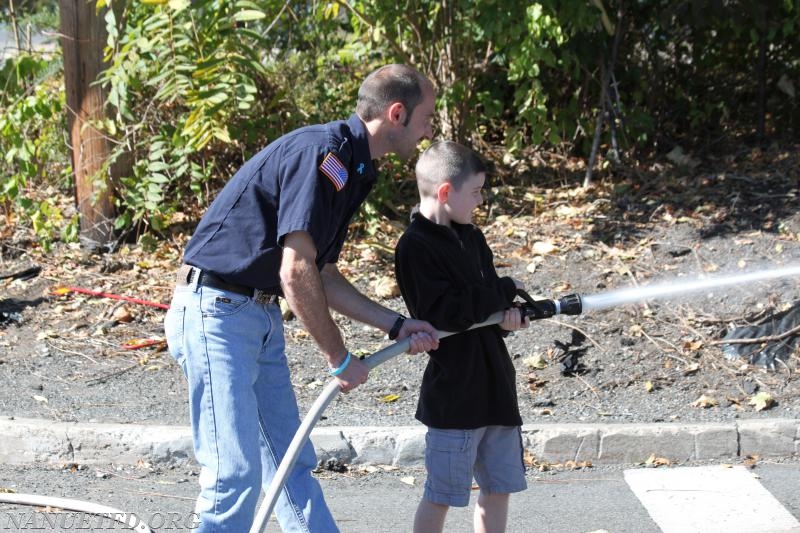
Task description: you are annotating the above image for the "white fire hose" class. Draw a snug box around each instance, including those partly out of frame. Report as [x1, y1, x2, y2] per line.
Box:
[248, 310, 508, 533]
[0, 492, 154, 532]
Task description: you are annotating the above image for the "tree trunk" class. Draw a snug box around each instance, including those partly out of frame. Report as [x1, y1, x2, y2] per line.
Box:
[584, 6, 624, 187]
[59, 0, 116, 249]
[756, 29, 767, 141]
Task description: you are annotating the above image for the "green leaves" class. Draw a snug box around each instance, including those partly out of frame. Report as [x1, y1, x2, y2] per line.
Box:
[233, 9, 266, 22]
[95, 0, 295, 234]
[0, 52, 70, 249]
[6, 0, 799, 246]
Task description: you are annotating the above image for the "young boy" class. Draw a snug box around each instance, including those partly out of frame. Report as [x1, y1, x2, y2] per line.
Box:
[395, 141, 530, 533]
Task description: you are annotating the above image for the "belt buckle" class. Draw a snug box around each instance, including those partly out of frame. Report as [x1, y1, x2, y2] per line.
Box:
[253, 289, 276, 305]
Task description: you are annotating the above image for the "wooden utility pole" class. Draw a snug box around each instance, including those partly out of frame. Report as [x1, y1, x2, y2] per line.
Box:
[59, 0, 116, 248]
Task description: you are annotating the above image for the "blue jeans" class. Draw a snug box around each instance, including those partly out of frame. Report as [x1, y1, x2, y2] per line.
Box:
[164, 280, 338, 532]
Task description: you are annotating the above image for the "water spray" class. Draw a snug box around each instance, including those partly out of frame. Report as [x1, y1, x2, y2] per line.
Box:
[509, 265, 800, 320]
[580, 264, 800, 312]
[251, 264, 800, 532]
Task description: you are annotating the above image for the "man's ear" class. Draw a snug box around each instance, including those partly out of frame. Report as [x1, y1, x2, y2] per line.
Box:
[386, 102, 406, 125]
[435, 182, 451, 203]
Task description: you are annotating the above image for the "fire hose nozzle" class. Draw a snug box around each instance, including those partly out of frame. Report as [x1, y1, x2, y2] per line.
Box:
[557, 293, 582, 315]
[517, 290, 583, 320]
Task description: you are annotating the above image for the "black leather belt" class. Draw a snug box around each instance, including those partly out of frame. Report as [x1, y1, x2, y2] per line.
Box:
[176, 264, 279, 305]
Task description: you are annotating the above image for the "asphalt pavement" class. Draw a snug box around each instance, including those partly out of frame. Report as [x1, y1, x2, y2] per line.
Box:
[1, 459, 799, 532]
[0, 394, 799, 532]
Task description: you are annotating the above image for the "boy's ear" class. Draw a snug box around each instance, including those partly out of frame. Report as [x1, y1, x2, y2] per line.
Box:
[435, 182, 451, 203]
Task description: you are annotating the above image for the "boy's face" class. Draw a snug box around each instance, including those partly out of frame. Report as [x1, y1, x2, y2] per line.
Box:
[445, 171, 485, 225]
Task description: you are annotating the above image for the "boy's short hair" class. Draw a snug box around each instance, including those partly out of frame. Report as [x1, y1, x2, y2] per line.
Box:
[356, 64, 433, 125]
[415, 140, 487, 197]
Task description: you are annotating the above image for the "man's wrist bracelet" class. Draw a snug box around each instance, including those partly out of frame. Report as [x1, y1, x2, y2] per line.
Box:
[329, 351, 351, 376]
[388, 314, 406, 341]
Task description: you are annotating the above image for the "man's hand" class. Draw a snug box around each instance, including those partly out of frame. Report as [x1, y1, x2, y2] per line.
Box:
[333, 355, 370, 393]
[396, 318, 439, 354]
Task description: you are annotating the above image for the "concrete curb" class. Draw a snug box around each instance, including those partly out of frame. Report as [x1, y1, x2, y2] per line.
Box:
[1, 417, 797, 468]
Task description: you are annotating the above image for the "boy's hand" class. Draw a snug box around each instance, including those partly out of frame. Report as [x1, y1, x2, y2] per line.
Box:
[499, 306, 530, 332]
[397, 318, 440, 354]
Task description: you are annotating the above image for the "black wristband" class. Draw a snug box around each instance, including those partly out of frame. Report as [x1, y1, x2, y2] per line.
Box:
[388, 314, 406, 340]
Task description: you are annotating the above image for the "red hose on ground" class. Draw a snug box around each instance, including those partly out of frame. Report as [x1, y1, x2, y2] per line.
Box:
[53, 286, 170, 310]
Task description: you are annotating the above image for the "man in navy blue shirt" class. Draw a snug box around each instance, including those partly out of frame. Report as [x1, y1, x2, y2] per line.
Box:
[165, 64, 440, 532]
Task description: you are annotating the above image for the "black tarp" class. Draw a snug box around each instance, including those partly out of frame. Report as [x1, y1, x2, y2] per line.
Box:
[722, 303, 800, 369]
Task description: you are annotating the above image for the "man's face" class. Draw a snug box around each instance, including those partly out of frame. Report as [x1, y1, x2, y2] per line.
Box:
[393, 86, 436, 160]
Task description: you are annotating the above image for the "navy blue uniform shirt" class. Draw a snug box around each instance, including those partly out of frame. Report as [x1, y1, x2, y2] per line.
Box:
[183, 114, 377, 292]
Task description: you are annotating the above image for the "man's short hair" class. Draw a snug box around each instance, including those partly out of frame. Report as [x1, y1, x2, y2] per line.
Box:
[415, 141, 487, 197]
[357, 64, 432, 125]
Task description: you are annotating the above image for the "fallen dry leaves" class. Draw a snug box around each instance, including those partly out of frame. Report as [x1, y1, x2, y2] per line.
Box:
[644, 453, 672, 467]
[748, 392, 775, 411]
[2, 141, 798, 436]
[692, 394, 719, 408]
[524, 449, 593, 471]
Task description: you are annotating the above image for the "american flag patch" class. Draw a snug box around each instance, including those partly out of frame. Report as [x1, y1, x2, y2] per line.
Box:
[319, 152, 348, 191]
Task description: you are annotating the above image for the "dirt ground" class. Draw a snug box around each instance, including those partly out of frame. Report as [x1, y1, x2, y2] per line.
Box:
[1, 145, 799, 433]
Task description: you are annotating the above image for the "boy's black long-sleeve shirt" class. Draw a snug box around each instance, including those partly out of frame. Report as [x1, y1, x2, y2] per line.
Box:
[395, 212, 522, 429]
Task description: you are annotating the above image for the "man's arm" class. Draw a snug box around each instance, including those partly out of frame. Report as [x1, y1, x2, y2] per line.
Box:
[320, 263, 398, 331]
[321, 262, 439, 354]
[280, 231, 367, 391]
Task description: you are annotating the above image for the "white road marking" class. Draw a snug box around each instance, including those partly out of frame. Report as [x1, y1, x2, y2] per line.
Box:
[624, 465, 800, 533]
